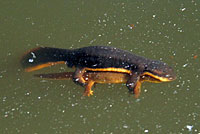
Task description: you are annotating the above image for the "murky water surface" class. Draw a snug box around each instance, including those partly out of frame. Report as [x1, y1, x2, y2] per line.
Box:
[0, 0, 200, 133]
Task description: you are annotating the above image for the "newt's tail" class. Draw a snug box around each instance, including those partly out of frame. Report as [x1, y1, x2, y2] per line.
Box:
[20, 47, 70, 72]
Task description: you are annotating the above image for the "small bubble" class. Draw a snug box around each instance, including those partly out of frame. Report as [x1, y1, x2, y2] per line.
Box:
[28, 59, 34, 63]
[181, 8, 186, 11]
[182, 64, 188, 68]
[75, 78, 79, 81]
[123, 125, 128, 128]
[186, 125, 193, 131]
[31, 52, 36, 58]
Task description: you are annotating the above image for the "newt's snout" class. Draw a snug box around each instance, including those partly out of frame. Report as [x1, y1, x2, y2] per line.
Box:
[144, 60, 176, 82]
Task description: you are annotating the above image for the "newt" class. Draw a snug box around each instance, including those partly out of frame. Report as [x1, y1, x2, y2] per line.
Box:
[21, 46, 176, 97]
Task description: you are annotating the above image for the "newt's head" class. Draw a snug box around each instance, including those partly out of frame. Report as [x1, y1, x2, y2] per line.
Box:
[143, 60, 176, 82]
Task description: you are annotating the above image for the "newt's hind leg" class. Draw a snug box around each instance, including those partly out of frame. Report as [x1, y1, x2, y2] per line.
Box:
[132, 81, 142, 98]
[84, 80, 95, 96]
[126, 73, 141, 98]
[73, 68, 86, 87]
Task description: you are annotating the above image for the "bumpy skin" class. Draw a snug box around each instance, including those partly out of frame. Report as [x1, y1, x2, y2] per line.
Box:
[21, 46, 176, 96]
[68, 46, 144, 69]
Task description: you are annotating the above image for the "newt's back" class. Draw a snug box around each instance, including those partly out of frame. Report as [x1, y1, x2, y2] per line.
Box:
[71, 46, 148, 70]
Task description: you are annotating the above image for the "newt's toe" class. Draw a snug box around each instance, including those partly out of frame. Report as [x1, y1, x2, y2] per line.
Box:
[84, 90, 93, 97]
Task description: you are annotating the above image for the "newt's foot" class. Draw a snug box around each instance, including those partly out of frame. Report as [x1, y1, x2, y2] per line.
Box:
[134, 92, 140, 98]
[84, 80, 95, 97]
[84, 90, 93, 97]
[128, 90, 140, 98]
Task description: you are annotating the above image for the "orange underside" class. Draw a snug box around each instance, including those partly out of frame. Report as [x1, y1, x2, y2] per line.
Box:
[33, 71, 169, 98]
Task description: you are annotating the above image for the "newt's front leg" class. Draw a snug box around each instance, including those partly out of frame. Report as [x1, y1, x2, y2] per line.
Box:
[73, 68, 95, 96]
[73, 67, 86, 86]
[126, 72, 141, 98]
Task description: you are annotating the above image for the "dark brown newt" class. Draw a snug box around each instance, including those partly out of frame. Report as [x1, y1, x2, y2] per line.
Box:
[34, 71, 163, 98]
[21, 46, 176, 97]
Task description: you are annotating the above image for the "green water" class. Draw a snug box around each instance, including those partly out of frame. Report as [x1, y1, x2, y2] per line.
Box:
[0, 0, 200, 133]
